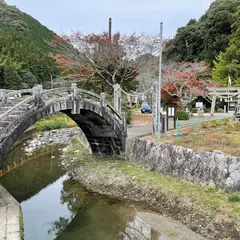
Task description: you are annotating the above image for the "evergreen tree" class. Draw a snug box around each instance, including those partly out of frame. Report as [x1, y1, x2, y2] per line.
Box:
[4, 65, 22, 89]
[164, 0, 240, 65]
[212, 7, 240, 86]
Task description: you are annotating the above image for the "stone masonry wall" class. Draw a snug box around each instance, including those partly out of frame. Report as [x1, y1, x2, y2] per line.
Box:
[125, 138, 240, 192]
[0, 184, 22, 240]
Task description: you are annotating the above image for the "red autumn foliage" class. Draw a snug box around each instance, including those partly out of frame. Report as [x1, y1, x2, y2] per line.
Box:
[162, 62, 211, 108]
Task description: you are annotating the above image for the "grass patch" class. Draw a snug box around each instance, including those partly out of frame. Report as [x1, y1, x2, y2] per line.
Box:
[144, 121, 240, 156]
[228, 194, 240, 202]
[34, 113, 77, 131]
[166, 229, 178, 236]
[19, 209, 24, 240]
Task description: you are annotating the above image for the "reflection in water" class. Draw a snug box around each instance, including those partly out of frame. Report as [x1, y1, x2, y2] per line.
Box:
[0, 146, 65, 203]
[0, 136, 199, 240]
[121, 216, 160, 240]
[54, 179, 136, 240]
[0, 141, 141, 240]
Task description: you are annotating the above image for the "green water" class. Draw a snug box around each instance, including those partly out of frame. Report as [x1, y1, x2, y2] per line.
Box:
[0, 140, 161, 240]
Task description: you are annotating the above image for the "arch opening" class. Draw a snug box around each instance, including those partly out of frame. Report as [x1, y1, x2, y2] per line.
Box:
[0, 99, 125, 166]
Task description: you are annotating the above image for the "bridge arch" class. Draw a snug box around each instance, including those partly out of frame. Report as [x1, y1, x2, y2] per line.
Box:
[0, 87, 127, 165]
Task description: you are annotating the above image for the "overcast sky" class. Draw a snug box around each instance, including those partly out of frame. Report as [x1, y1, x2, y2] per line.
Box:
[6, 0, 214, 37]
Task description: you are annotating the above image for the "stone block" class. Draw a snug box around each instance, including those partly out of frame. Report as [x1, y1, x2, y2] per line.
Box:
[6, 231, 21, 240]
[126, 138, 240, 191]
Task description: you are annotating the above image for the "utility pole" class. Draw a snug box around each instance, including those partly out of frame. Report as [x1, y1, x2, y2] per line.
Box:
[51, 74, 53, 89]
[109, 17, 112, 41]
[157, 22, 163, 139]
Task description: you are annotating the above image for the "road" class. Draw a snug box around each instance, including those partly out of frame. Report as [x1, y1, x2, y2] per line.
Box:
[127, 114, 235, 137]
[127, 125, 152, 137]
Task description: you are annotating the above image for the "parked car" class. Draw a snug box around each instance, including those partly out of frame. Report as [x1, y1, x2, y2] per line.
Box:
[141, 102, 152, 114]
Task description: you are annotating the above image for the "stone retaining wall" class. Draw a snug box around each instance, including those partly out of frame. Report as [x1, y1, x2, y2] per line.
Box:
[125, 138, 240, 192]
[0, 184, 22, 240]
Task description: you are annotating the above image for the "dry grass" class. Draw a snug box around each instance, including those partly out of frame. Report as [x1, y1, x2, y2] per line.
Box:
[144, 121, 240, 156]
[131, 110, 152, 126]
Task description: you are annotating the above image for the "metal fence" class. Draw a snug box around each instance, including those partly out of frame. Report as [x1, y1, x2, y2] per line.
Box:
[176, 116, 237, 141]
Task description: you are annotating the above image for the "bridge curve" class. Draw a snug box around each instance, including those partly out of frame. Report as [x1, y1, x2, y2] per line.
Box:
[0, 85, 127, 165]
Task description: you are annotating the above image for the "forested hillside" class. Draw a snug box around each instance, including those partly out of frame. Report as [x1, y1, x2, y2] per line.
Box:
[0, 1, 60, 89]
[164, 0, 240, 65]
[212, 7, 240, 85]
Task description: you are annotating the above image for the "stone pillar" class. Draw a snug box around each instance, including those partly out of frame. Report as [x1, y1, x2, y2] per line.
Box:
[114, 84, 121, 114]
[224, 105, 226, 113]
[152, 83, 158, 135]
[32, 86, 40, 106]
[71, 83, 78, 98]
[211, 94, 216, 116]
[100, 92, 106, 107]
[0, 89, 6, 101]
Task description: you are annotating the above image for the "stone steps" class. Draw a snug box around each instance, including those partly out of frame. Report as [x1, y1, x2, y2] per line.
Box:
[0, 121, 10, 128]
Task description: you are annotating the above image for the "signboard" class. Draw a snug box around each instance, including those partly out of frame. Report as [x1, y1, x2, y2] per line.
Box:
[168, 107, 175, 117]
[195, 102, 203, 108]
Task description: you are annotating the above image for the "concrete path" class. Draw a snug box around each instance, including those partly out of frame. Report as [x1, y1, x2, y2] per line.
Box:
[127, 125, 153, 137]
[0, 184, 21, 240]
[127, 113, 235, 138]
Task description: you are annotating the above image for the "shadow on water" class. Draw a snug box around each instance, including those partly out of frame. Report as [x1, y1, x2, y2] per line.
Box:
[0, 146, 65, 203]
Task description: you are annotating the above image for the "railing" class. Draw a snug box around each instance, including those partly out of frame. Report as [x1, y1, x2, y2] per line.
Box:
[41, 87, 123, 122]
[0, 97, 37, 143]
[0, 89, 34, 104]
[175, 115, 236, 141]
[0, 96, 35, 122]
[0, 86, 125, 143]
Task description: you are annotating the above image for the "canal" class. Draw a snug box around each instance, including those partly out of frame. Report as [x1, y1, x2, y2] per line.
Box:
[0, 131, 205, 240]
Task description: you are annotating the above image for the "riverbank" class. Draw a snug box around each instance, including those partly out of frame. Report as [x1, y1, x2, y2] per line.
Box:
[23, 127, 91, 155]
[61, 140, 240, 240]
[0, 184, 22, 240]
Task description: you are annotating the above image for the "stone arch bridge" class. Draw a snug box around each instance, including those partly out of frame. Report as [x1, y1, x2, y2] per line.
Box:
[0, 84, 127, 165]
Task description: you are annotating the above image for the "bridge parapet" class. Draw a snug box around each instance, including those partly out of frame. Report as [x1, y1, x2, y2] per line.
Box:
[0, 85, 127, 163]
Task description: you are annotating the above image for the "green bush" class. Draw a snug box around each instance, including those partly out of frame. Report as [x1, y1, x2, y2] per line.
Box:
[217, 108, 224, 113]
[204, 108, 211, 113]
[176, 110, 189, 120]
[228, 194, 240, 202]
[126, 109, 133, 125]
[191, 108, 197, 113]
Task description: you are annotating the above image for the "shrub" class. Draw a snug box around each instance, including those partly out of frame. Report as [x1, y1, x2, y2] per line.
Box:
[228, 194, 240, 202]
[121, 103, 133, 125]
[191, 108, 197, 113]
[204, 108, 211, 113]
[176, 110, 189, 120]
[217, 108, 224, 113]
[210, 120, 220, 128]
[126, 109, 133, 125]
